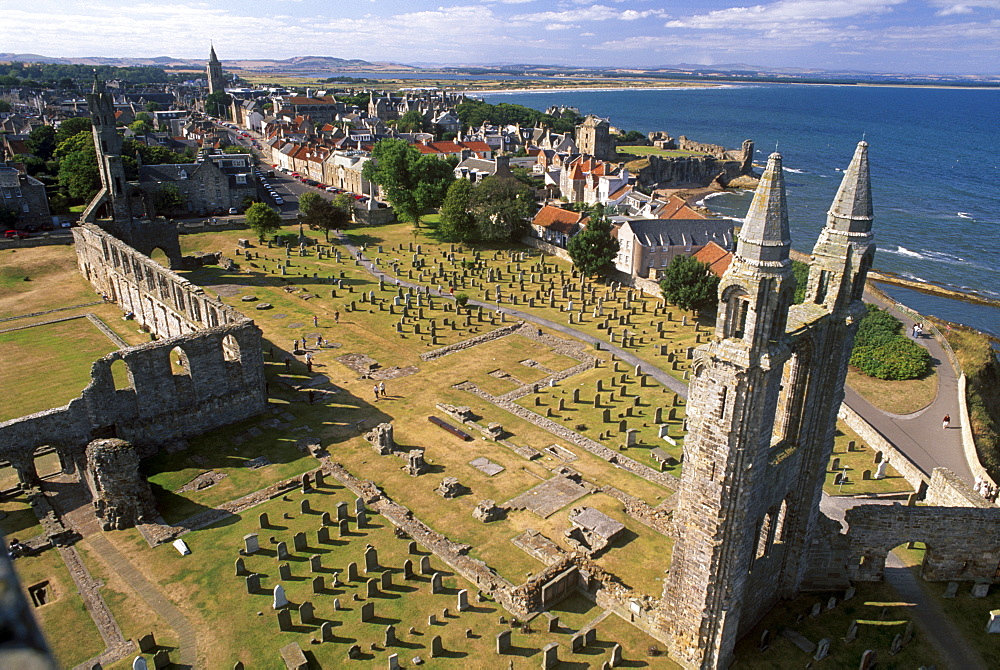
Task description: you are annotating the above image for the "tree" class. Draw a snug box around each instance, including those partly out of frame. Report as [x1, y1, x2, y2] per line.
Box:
[568, 213, 619, 278]
[245, 202, 282, 242]
[56, 138, 101, 202]
[659, 255, 720, 312]
[26, 125, 57, 160]
[205, 91, 231, 119]
[0, 100, 11, 113]
[55, 117, 92, 145]
[791, 260, 809, 304]
[302, 194, 352, 242]
[469, 176, 533, 242]
[144, 101, 161, 112]
[0, 206, 19, 229]
[437, 179, 478, 244]
[849, 304, 931, 380]
[151, 184, 185, 216]
[297, 192, 324, 218]
[397, 109, 428, 133]
[129, 119, 152, 135]
[362, 139, 454, 227]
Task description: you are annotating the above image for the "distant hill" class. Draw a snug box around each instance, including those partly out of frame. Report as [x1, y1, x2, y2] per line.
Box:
[0, 53, 411, 72]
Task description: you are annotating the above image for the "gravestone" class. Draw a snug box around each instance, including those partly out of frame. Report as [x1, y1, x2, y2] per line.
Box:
[972, 582, 990, 598]
[337, 502, 349, 520]
[314, 470, 324, 487]
[333, 598, 341, 611]
[827, 596, 838, 610]
[810, 602, 822, 617]
[987, 610, 1000, 634]
[300, 499, 311, 514]
[548, 616, 559, 632]
[457, 589, 469, 612]
[299, 600, 315, 624]
[339, 519, 350, 537]
[244, 533, 259, 554]
[355, 497, 365, 514]
[153, 651, 170, 669]
[347, 562, 359, 581]
[874, 460, 888, 480]
[321, 512, 333, 527]
[431, 572, 443, 593]
[235, 557, 247, 576]
[317, 526, 330, 544]
[367, 578, 379, 597]
[365, 545, 379, 572]
[497, 629, 512, 654]
[293, 532, 307, 552]
[428, 614, 437, 626]
[133, 657, 148, 670]
[385, 625, 397, 646]
[246, 573, 260, 593]
[585, 628, 597, 646]
[277, 608, 293, 631]
[310, 554, 322, 572]
[814, 638, 830, 661]
[843, 586, 856, 601]
[403, 559, 414, 580]
[845, 620, 859, 643]
[758, 629, 770, 651]
[431, 635, 443, 657]
[571, 633, 584, 652]
[361, 602, 375, 622]
[137, 632, 156, 653]
[259, 513, 269, 529]
[388, 653, 400, 670]
[312, 575, 324, 593]
[610, 643, 622, 666]
[408, 541, 419, 554]
[279, 563, 292, 581]
[889, 633, 903, 655]
[321, 621, 334, 642]
[859, 649, 877, 670]
[381, 571, 393, 590]
[276, 541, 289, 560]
[943, 582, 959, 598]
[273, 584, 289, 609]
[357, 511, 368, 528]
[420, 555, 432, 575]
[543, 642, 559, 668]
[347, 645, 361, 660]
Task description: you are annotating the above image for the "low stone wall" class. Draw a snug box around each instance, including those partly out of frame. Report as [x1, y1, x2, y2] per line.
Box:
[925, 466, 997, 508]
[520, 236, 572, 263]
[837, 402, 928, 492]
[420, 322, 523, 361]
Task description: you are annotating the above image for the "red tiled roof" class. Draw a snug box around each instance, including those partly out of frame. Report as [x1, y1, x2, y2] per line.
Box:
[656, 194, 707, 220]
[692, 241, 733, 278]
[532, 205, 586, 234]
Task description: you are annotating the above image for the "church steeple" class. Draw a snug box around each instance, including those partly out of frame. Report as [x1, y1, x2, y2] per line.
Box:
[206, 43, 226, 96]
[735, 152, 791, 267]
[827, 140, 872, 233]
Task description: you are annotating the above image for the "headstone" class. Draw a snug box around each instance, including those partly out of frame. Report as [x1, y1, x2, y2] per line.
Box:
[364, 545, 379, 572]
[385, 625, 397, 647]
[843, 586, 856, 601]
[133, 657, 148, 670]
[337, 501, 349, 520]
[361, 602, 375, 622]
[430, 635, 443, 658]
[874, 460, 888, 480]
[859, 649, 877, 670]
[347, 562, 359, 581]
[273, 584, 289, 609]
[457, 589, 469, 612]
[814, 638, 830, 661]
[367, 578, 379, 597]
[497, 629, 512, 654]
[943, 581, 959, 598]
[235, 557, 247, 576]
[310, 554, 322, 572]
[299, 600, 315, 625]
[347, 644, 361, 660]
[321, 621, 334, 642]
[357, 511, 368, 528]
[244, 533, 259, 554]
[152, 650, 169, 670]
[758, 629, 770, 651]
[333, 598, 341, 611]
[259, 513, 269, 529]
[543, 642, 559, 668]
[889, 633, 903, 655]
[548, 616, 559, 632]
[317, 526, 330, 544]
[355, 497, 365, 514]
[827, 596, 838, 610]
[571, 633, 584, 652]
[277, 608, 293, 631]
[388, 653, 400, 670]
[339, 519, 350, 536]
[420, 555, 431, 575]
[246, 573, 260, 593]
[987, 610, 1000, 634]
[312, 575, 324, 593]
[408, 541, 419, 554]
[810, 602, 822, 617]
[293, 532, 307, 552]
[584, 628, 597, 646]
[300, 499, 311, 514]
[845, 619, 858, 643]
[138, 632, 156, 653]
[972, 582, 990, 598]
[428, 614, 437, 626]
[381, 571, 393, 590]
[403, 559, 414, 580]
[276, 541, 289, 560]
[279, 563, 292, 581]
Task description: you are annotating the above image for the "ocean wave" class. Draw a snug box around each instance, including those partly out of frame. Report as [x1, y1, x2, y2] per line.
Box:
[782, 167, 806, 174]
[696, 192, 728, 207]
[957, 212, 974, 219]
[883, 246, 968, 266]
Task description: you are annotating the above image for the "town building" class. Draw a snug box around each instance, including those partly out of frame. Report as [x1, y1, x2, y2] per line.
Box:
[529, 204, 588, 248]
[613, 218, 734, 279]
[0, 162, 51, 230]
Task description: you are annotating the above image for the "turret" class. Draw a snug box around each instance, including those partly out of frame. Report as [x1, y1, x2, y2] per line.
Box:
[715, 152, 795, 354]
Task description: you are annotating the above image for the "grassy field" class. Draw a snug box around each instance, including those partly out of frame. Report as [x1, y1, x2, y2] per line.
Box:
[97, 485, 667, 669]
[824, 421, 914, 497]
[617, 145, 711, 158]
[846, 366, 938, 416]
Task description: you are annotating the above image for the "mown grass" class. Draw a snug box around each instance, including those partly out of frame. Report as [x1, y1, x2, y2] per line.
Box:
[846, 366, 938, 416]
[824, 421, 914, 497]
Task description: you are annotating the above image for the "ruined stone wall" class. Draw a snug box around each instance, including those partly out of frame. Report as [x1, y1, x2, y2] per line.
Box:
[925, 467, 997, 508]
[636, 154, 744, 189]
[0, 322, 267, 486]
[73, 223, 246, 340]
[844, 503, 1000, 583]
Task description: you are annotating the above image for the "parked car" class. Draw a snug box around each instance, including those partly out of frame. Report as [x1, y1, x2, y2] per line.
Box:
[325, 186, 338, 193]
[228, 207, 239, 215]
[60, 221, 73, 228]
[273, 197, 284, 205]
[4, 229, 29, 239]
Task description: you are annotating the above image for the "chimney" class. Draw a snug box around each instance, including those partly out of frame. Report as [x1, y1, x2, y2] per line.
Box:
[460, 149, 471, 162]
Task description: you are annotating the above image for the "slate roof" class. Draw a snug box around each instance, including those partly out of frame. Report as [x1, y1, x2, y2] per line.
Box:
[624, 218, 734, 248]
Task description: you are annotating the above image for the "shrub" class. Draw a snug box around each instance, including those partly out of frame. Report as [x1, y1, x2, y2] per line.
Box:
[454, 293, 469, 308]
[849, 305, 930, 380]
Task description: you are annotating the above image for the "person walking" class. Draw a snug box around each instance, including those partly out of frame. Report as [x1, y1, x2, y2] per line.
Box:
[313, 315, 319, 327]
[378, 381, 386, 398]
[373, 385, 380, 402]
[334, 310, 340, 324]
[942, 414, 951, 429]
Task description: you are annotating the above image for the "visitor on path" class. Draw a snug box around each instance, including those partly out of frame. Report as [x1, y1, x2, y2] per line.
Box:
[378, 381, 386, 398]
[334, 311, 340, 324]
[316, 336, 322, 347]
[284, 357, 291, 372]
[292, 339, 299, 352]
[313, 315, 319, 327]
[942, 414, 951, 429]
[373, 385, 379, 402]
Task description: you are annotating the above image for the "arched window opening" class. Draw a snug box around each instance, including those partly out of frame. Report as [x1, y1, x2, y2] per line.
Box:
[756, 513, 773, 560]
[852, 255, 872, 301]
[170, 346, 191, 377]
[722, 287, 749, 339]
[773, 499, 789, 544]
[814, 270, 832, 305]
[109, 358, 133, 391]
[222, 334, 241, 363]
[772, 342, 812, 447]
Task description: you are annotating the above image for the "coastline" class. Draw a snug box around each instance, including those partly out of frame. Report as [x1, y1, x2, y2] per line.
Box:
[464, 83, 727, 95]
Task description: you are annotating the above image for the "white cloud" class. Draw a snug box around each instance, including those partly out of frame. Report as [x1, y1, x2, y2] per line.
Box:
[930, 0, 1000, 15]
[512, 4, 665, 24]
[664, 0, 905, 30]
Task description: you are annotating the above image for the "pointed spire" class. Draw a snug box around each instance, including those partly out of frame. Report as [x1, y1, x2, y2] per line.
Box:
[827, 141, 872, 232]
[209, 43, 219, 63]
[736, 152, 790, 266]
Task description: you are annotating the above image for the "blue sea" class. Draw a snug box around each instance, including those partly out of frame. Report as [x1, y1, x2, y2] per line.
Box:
[482, 85, 1000, 337]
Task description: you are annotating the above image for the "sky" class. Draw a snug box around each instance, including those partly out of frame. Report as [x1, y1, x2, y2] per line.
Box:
[0, 0, 998, 74]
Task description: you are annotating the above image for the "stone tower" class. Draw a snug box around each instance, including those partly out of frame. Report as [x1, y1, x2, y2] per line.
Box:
[83, 75, 132, 224]
[660, 143, 875, 669]
[576, 115, 614, 161]
[207, 44, 226, 95]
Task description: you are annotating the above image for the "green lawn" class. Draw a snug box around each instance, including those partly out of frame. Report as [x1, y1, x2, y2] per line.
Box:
[617, 145, 710, 158]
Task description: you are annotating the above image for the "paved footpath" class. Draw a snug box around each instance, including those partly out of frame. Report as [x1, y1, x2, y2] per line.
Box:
[341, 236, 974, 483]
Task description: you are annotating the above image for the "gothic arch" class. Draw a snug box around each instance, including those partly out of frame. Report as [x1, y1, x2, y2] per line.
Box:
[170, 346, 192, 377]
[109, 358, 133, 391]
[720, 285, 749, 340]
[221, 333, 241, 363]
[772, 337, 814, 448]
